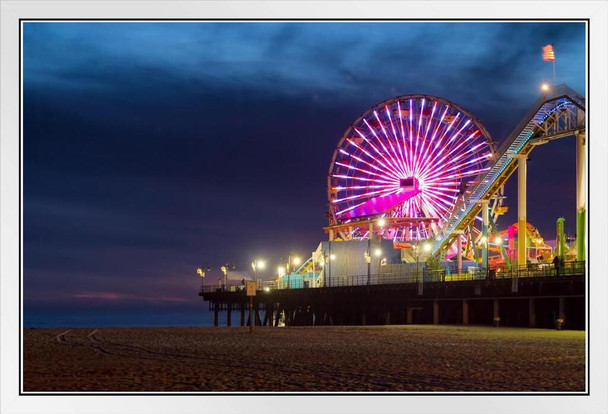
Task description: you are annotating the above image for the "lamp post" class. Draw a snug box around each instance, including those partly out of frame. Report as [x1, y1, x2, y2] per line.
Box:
[373, 248, 382, 284]
[371, 218, 386, 285]
[412, 241, 431, 282]
[220, 265, 228, 290]
[541, 82, 550, 93]
[251, 259, 266, 286]
[286, 254, 301, 288]
[423, 242, 431, 280]
[196, 267, 206, 292]
[480, 235, 488, 273]
[322, 253, 335, 287]
[196, 267, 205, 281]
[321, 254, 327, 287]
[364, 251, 371, 285]
[423, 242, 431, 254]
[277, 266, 285, 289]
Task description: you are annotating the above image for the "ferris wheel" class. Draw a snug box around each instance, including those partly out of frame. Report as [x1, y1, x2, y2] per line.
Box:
[327, 95, 496, 242]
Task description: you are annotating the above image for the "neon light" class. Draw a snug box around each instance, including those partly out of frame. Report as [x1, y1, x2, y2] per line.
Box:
[330, 96, 492, 242]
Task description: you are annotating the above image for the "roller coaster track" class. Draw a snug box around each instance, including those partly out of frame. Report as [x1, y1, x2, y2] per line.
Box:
[432, 84, 585, 254]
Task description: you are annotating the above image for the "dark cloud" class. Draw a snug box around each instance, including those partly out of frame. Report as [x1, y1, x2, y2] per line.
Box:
[23, 22, 586, 310]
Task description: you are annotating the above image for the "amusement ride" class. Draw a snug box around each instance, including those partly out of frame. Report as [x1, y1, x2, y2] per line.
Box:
[323, 85, 585, 272]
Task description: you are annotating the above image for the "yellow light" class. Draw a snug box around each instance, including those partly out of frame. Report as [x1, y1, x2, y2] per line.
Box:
[277, 266, 285, 276]
[377, 218, 386, 227]
[330, 254, 336, 261]
[257, 260, 266, 270]
[423, 243, 431, 252]
[495, 236, 503, 245]
[374, 248, 382, 257]
[292, 256, 302, 266]
[480, 236, 487, 244]
[264, 286, 270, 292]
[541, 83, 550, 92]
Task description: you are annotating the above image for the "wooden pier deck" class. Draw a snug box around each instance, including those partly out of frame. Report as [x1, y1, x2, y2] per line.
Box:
[199, 262, 585, 330]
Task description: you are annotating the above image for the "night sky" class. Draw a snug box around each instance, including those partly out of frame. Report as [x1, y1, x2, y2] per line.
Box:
[23, 22, 585, 313]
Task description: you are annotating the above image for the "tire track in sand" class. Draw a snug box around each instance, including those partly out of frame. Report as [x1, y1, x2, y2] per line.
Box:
[55, 330, 72, 343]
[57, 329, 499, 391]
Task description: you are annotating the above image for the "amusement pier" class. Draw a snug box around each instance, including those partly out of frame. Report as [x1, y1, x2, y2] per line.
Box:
[199, 84, 586, 330]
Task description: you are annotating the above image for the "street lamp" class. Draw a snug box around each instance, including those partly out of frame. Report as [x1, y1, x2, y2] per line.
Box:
[286, 253, 301, 288]
[251, 259, 265, 279]
[196, 267, 206, 291]
[412, 242, 430, 281]
[220, 265, 228, 289]
[374, 248, 383, 284]
[286, 253, 301, 272]
[541, 82, 550, 92]
[277, 266, 285, 289]
[322, 253, 333, 287]
[196, 267, 205, 279]
[364, 251, 371, 285]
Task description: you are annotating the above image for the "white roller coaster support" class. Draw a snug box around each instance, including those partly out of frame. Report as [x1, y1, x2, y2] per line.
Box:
[481, 200, 489, 269]
[576, 130, 586, 261]
[517, 154, 527, 266]
[457, 235, 462, 274]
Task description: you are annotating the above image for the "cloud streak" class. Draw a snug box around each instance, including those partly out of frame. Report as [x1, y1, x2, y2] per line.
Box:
[74, 291, 188, 303]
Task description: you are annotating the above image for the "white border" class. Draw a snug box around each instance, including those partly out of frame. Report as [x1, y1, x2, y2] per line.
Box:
[2, 1, 607, 413]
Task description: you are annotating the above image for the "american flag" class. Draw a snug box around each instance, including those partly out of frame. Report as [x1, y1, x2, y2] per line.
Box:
[542, 44, 555, 61]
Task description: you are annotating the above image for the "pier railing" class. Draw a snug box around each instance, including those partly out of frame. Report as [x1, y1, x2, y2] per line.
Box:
[199, 261, 585, 293]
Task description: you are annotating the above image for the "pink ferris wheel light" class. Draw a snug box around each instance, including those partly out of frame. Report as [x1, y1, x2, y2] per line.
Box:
[328, 95, 494, 242]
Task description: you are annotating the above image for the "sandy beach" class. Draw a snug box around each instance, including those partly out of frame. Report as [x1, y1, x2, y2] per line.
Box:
[23, 325, 585, 392]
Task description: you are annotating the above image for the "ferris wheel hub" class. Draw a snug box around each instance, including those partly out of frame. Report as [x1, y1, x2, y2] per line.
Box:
[399, 177, 419, 191]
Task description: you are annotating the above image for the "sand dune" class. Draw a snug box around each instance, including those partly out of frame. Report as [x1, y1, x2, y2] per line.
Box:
[23, 325, 585, 392]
